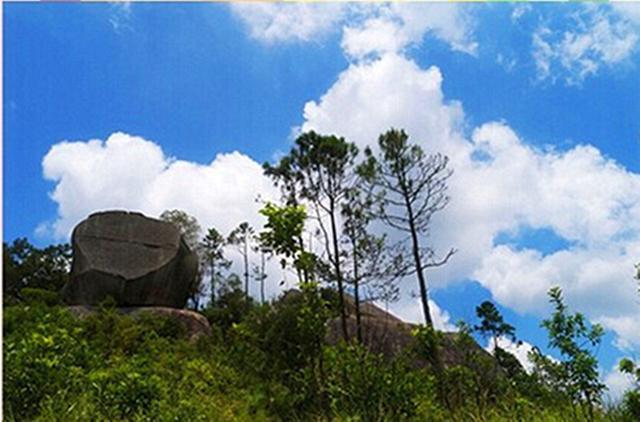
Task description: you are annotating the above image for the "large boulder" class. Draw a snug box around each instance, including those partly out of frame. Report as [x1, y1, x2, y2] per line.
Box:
[62, 211, 198, 308]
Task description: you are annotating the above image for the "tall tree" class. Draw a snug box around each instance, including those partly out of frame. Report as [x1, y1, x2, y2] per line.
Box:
[341, 185, 402, 343]
[264, 131, 359, 340]
[359, 128, 454, 327]
[159, 209, 203, 308]
[200, 227, 231, 305]
[474, 300, 517, 352]
[228, 222, 254, 299]
[252, 237, 271, 305]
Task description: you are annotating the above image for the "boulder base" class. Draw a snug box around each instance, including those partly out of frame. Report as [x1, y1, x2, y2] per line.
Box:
[68, 306, 212, 341]
[62, 211, 197, 308]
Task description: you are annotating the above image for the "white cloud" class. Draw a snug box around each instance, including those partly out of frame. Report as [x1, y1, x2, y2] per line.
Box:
[603, 361, 635, 402]
[598, 314, 640, 351]
[341, 4, 477, 60]
[532, 5, 639, 85]
[298, 52, 640, 350]
[302, 53, 466, 157]
[611, 2, 640, 25]
[230, 3, 477, 59]
[511, 4, 532, 22]
[342, 17, 409, 60]
[42, 132, 279, 238]
[109, 2, 133, 33]
[486, 337, 537, 373]
[389, 298, 458, 332]
[41, 132, 291, 300]
[229, 3, 346, 44]
[40, 13, 640, 349]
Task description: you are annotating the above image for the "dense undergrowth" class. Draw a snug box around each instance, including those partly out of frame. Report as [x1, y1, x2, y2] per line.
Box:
[3, 288, 637, 421]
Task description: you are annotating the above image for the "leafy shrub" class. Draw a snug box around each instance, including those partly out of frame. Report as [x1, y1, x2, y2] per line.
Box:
[3, 305, 90, 419]
[20, 287, 61, 306]
[324, 344, 435, 420]
[89, 358, 164, 419]
[3, 302, 258, 421]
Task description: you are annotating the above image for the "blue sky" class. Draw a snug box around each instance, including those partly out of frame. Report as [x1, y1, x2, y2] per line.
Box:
[5, 2, 640, 396]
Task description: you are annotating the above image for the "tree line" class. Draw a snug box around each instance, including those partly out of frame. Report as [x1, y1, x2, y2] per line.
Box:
[160, 128, 456, 343]
[4, 127, 640, 419]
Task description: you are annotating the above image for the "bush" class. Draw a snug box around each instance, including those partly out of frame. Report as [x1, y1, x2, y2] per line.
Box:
[324, 344, 436, 420]
[89, 358, 164, 419]
[3, 305, 90, 419]
[20, 287, 62, 306]
[3, 302, 259, 421]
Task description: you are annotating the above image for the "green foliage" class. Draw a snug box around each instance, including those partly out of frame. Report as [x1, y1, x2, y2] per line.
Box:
[89, 358, 163, 419]
[200, 226, 232, 304]
[159, 209, 205, 307]
[324, 344, 436, 420]
[3, 301, 261, 421]
[412, 324, 445, 370]
[3, 238, 71, 303]
[264, 131, 360, 341]
[259, 202, 305, 259]
[475, 300, 516, 347]
[360, 128, 454, 327]
[4, 305, 89, 419]
[159, 209, 202, 250]
[202, 274, 255, 334]
[534, 286, 606, 419]
[20, 287, 62, 305]
[4, 289, 625, 421]
[618, 358, 640, 419]
[264, 131, 359, 206]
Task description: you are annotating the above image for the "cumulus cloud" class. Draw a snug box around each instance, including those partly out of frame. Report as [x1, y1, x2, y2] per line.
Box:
[41, 132, 289, 300]
[42, 132, 278, 240]
[341, 3, 477, 60]
[230, 3, 477, 58]
[532, 4, 639, 85]
[40, 8, 640, 348]
[299, 52, 640, 349]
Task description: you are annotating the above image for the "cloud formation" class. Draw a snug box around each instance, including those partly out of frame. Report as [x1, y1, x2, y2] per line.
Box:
[341, 3, 477, 60]
[230, 3, 477, 59]
[42, 132, 278, 239]
[40, 4, 640, 351]
[299, 52, 640, 349]
[532, 4, 639, 85]
[229, 3, 345, 44]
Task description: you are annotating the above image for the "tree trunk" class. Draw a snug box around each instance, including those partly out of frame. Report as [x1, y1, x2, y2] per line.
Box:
[260, 252, 266, 304]
[243, 236, 249, 299]
[329, 200, 349, 341]
[210, 259, 216, 305]
[351, 235, 362, 344]
[405, 194, 433, 327]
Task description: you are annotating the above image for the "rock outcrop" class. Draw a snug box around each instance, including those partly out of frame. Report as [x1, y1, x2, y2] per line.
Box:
[325, 294, 501, 371]
[62, 211, 198, 308]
